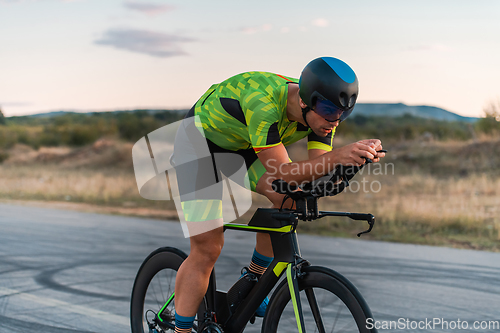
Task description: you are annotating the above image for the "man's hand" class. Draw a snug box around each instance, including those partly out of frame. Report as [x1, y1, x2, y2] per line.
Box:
[330, 139, 385, 166]
[358, 139, 385, 162]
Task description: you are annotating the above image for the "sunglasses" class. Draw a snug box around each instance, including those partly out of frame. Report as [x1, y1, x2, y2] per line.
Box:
[313, 99, 353, 123]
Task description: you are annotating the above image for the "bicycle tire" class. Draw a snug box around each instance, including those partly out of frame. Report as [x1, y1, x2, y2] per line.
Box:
[261, 266, 376, 333]
[130, 247, 205, 333]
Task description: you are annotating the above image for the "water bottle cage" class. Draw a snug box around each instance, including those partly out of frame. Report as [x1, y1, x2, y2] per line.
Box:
[226, 268, 259, 314]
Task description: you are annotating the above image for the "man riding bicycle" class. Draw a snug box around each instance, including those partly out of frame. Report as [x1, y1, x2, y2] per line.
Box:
[171, 57, 385, 333]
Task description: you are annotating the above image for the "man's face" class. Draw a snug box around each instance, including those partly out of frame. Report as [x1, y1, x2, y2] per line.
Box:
[307, 110, 340, 137]
[298, 97, 342, 136]
[313, 99, 345, 122]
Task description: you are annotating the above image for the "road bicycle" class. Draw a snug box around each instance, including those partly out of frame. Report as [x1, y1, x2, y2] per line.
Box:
[130, 160, 381, 333]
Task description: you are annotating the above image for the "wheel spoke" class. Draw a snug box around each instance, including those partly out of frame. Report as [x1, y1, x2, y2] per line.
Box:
[131, 248, 203, 333]
[264, 270, 372, 333]
[330, 302, 343, 333]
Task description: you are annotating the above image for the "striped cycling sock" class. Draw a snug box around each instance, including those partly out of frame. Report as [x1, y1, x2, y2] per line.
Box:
[175, 313, 195, 333]
[248, 248, 274, 276]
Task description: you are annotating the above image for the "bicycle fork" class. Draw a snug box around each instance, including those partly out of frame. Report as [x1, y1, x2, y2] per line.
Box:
[287, 262, 306, 333]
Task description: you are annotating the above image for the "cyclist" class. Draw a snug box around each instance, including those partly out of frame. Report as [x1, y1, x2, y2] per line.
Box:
[172, 57, 385, 332]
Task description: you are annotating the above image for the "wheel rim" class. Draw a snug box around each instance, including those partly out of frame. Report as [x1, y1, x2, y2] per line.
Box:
[141, 266, 178, 332]
[131, 249, 189, 333]
[275, 285, 363, 333]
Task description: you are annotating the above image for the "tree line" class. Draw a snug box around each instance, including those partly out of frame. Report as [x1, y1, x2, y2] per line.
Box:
[0, 109, 185, 149]
[0, 107, 499, 150]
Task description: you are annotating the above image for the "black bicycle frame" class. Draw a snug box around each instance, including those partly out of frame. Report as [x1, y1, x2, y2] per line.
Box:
[159, 206, 375, 333]
[217, 208, 303, 333]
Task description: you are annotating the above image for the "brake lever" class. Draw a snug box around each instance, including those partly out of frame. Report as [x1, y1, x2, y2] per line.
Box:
[356, 214, 375, 237]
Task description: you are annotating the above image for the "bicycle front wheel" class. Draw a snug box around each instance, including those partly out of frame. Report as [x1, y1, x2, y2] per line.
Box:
[262, 266, 376, 333]
[130, 247, 204, 333]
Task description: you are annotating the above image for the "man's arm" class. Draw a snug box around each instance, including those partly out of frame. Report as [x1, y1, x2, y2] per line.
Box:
[308, 139, 385, 161]
[256, 140, 382, 185]
[308, 148, 329, 160]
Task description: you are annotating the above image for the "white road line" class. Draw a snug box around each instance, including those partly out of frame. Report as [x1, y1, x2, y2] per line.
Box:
[0, 287, 129, 327]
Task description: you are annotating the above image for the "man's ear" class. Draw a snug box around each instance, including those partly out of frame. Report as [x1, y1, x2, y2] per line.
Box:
[299, 97, 308, 109]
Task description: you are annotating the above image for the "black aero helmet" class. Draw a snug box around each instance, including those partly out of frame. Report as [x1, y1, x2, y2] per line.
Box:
[299, 57, 358, 123]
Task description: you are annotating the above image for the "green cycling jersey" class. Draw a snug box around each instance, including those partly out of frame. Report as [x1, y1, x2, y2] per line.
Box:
[193, 71, 335, 153]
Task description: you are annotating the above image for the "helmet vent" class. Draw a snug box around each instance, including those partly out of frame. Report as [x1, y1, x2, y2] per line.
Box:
[348, 94, 357, 108]
[339, 92, 348, 107]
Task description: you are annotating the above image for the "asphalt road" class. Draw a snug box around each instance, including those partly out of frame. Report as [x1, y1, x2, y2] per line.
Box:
[0, 203, 499, 333]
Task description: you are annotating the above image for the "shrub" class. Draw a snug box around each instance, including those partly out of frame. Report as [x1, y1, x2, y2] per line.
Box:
[339, 114, 472, 142]
[475, 101, 500, 135]
[0, 107, 5, 125]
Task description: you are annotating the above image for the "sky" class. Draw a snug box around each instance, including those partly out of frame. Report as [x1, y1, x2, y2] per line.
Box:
[0, 0, 499, 117]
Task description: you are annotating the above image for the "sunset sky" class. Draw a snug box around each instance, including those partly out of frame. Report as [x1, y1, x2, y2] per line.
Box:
[1, 0, 499, 117]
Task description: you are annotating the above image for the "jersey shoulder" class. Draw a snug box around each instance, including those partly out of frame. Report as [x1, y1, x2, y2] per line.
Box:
[215, 71, 298, 99]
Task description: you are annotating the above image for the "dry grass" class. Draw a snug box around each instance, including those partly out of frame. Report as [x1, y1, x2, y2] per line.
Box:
[0, 165, 135, 203]
[283, 137, 500, 251]
[0, 140, 175, 211]
[1, 138, 499, 251]
[304, 173, 500, 250]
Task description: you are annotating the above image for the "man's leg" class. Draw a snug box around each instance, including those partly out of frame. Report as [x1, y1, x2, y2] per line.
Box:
[254, 170, 295, 256]
[174, 224, 224, 332]
[247, 171, 294, 316]
[172, 112, 227, 331]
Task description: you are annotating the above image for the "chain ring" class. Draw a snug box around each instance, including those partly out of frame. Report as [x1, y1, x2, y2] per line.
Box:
[199, 321, 224, 333]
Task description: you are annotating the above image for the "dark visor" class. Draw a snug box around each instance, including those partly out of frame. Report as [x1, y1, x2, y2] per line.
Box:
[314, 99, 352, 122]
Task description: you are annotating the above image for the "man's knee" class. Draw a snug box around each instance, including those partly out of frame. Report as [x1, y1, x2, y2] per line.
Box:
[256, 182, 287, 208]
[256, 174, 282, 206]
[189, 227, 224, 265]
[266, 192, 285, 208]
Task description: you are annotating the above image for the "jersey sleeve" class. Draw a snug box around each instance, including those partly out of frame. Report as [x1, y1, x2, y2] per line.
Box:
[307, 127, 335, 152]
[243, 92, 282, 153]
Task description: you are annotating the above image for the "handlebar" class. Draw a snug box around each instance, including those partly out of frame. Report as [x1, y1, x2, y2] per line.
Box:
[270, 149, 386, 237]
[271, 210, 375, 237]
[273, 149, 387, 199]
[318, 211, 375, 237]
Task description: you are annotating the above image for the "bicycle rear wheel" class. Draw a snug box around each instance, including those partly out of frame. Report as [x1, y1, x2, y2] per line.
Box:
[262, 266, 376, 333]
[130, 247, 204, 333]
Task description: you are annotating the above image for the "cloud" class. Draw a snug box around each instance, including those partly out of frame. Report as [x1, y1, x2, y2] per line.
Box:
[241, 23, 273, 35]
[123, 1, 174, 16]
[94, 28, 196, 58]
[262, 23, 272, 31]
[0, 0, 81, 3]
[311, 18, 329, 27]
[0, 102, 32, 107]
[241, 27, 258, 35]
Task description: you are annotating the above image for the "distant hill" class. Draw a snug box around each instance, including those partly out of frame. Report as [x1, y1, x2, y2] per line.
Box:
[10, 104, 478, 123]
[27, 111, 77, 118]
[353, 103, 477, 122]
[24, 109, 187, 118]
